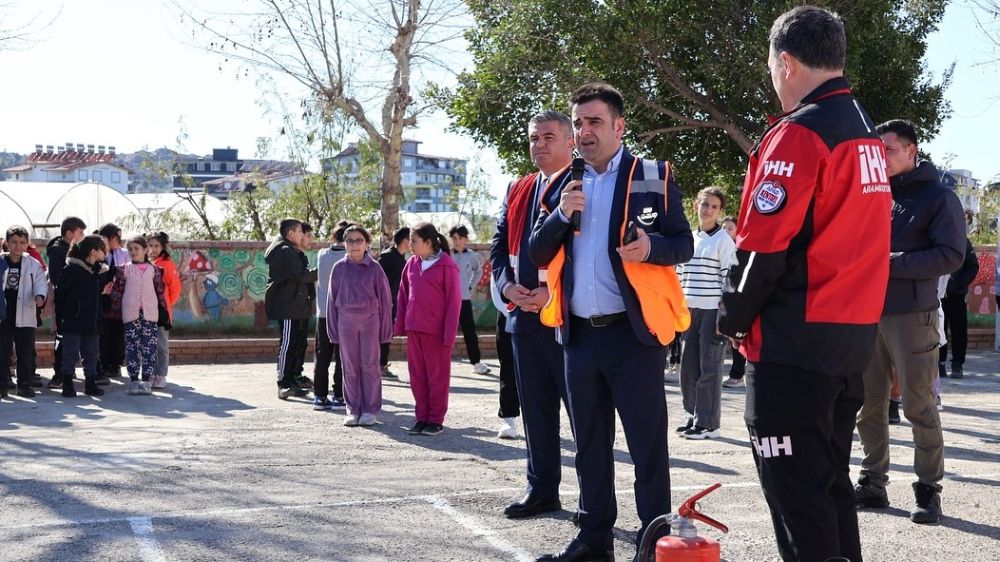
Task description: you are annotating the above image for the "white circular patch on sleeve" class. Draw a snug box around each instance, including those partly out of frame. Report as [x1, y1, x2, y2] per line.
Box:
[754, 180, 786, 214]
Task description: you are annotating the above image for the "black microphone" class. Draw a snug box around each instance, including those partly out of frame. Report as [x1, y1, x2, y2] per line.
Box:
[570, 157, 584, 231]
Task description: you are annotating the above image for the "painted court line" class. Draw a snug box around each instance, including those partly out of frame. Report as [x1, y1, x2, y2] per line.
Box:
[127, 517, 167, 562]
[2, 473, 997, 533]
[427, 496, 535, 562]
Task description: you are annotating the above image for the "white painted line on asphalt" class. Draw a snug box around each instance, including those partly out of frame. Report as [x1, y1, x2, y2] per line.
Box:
[127, 517, 167, 562]
[426, 496, 534, 562]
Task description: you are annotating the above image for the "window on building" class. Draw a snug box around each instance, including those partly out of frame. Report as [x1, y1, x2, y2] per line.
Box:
[404, 158, 414, 168]
[415, 202, 431, 211]
[416, 187, 431, 198]
[112, 171, 121, 183]
[92, 170, 103, 182]
[438, 160, 448, 169]
[212, 162, 221, 172]
[79, 170, 88, 181]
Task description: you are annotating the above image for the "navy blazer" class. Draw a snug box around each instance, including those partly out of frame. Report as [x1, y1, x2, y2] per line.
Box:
[491, 172, 570, 335]
[528, 147, 693, 347]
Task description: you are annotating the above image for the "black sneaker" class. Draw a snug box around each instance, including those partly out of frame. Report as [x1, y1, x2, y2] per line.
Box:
[888, 399, 901, 424]
[950, 363, 963, 379]
[681, 426, 720, 440]
[675, 419, 693, 434]
[330, 397, 347, 411]
[95, 375, 111, 386]
[854, 476, 889, 508]
[47, 377, 64, 389]
[408, 421, 427, 435]
[29, 374, 44, 388]
[911, 482, 941, 524]
[15, 386, 36, 398]
[295, 375, 313, 387]
[62, 382, 77, 398]
[421, 423, 444, 436]
[84, 385, 105, 397]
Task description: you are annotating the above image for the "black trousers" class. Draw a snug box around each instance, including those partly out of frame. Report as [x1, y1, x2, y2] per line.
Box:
[939, 295, 968, 366]
[380, 304, 397, 367]
[0, 319, 36, 389]
[513, 324, 568, 499]
[496, 314, 519, 418]
[99, 318, 125, 374]
[729, 347, 747, 379]
[313, 318, 343, 398]
[745, 361, 863, 562]
[277, 318, 309, 389]
[565, 316, 670, 547]
[458, 300, 481, 364]
[52, 321, 65, 380]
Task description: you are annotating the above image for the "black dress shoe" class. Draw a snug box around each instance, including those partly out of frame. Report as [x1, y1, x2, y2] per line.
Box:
[536, 538, 614, 562]
[504, 494, 561, 518]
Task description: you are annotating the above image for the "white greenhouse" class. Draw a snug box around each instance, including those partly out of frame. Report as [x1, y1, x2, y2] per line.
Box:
[0, 181, 140, 239]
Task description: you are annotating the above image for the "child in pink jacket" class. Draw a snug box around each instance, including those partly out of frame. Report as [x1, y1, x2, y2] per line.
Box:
[394, 222, 462, 436]
[327, 225, 393, 427]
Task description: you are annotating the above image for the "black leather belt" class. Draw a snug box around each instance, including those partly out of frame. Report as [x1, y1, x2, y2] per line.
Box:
[572, 312, 627, 328]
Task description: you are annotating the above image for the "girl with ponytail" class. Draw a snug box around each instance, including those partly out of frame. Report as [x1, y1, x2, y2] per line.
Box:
[393, 222, 462, 436]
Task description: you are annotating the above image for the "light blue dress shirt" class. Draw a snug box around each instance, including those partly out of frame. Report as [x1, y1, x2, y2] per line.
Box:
[558, 146, 627, 317]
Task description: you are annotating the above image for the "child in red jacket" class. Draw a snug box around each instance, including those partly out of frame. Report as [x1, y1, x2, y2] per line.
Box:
[394, 223, 462, 436]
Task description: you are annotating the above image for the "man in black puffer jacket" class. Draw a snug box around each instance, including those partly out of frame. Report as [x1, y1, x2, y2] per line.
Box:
[939, 237, 979, 378]
[855, 119, 965, 525]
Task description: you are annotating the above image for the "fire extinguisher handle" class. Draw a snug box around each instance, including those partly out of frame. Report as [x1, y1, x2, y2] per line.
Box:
[678, 483, 730, 534]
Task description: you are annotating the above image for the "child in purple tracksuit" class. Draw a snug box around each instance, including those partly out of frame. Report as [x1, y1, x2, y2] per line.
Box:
[327, 225, 393, 427]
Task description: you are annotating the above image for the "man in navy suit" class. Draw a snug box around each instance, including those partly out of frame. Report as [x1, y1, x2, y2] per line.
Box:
[491, 110, 575, 520]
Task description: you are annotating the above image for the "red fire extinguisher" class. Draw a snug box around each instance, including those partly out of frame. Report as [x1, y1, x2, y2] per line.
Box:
[636, 483, 729, 562]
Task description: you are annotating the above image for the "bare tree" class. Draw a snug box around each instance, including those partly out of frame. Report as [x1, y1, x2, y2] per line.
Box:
[0, 1, 59, 50]
[173, 0, 468, 244]
[972, 1, 1000, 62]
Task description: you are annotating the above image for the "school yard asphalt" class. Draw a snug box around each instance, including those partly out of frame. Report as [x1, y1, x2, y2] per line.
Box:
[0, 352, 998, 562]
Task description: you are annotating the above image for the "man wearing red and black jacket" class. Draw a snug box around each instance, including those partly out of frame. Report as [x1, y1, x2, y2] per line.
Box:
[718, 7, 891, 562]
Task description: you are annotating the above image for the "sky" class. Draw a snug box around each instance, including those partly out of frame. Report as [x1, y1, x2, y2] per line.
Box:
[1, 0, 998, 211]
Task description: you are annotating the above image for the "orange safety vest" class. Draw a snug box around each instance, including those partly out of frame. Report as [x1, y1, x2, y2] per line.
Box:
[539, 158, 690, 345]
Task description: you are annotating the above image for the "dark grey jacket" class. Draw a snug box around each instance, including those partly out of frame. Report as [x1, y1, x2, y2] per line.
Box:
[884, 160, 966, 315]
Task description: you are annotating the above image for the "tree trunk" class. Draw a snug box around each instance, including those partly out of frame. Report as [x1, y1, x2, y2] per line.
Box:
[381, 136, 403, 246]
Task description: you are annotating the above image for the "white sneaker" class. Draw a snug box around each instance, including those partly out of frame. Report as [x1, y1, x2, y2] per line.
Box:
[473, 362, 492, 375]
[343, 415, 359, 427]
[151, 375, 167, 389]
[663, 365, 679, 383]
[722, 377, 744, 388]
[936, 395, 943, 411]
[128, 381, 142, 395]
[497, 417, 519, 439]
[358, 413, 377, 426]
[139, 382, 153, 395]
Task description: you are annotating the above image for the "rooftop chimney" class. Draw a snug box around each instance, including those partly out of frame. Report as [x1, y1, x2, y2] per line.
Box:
[65, 143, 74, 152]
[86, 144, 95, 154]
[109, 146, 116, 156]
[34, 144, 43, 153]
[98, 145, 106, 154]
[76, 144, 85, 152]
[46, 145, 55, 153]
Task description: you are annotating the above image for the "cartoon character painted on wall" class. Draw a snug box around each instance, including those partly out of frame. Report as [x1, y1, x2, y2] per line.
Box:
[202, 273, 230, 320]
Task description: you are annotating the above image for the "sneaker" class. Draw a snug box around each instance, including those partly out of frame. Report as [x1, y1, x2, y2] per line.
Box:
[139, 382, 153, 395]
[106, 367, 123, 378]
[935, 395, 943, 411]
[278, 386, 308, 400]
[29, 374, 44, 388]
[950, 363, 963, 379]
[358, 413, 377, 426]
[62, 383, 77, 398]
[854, 476, 889, 508]
[937, 362, 947, 380]
[151, 375, 167, 389]
[911, 482, 941, 524]
[330, 397, 347, 411]
[95, 375, 111, 386]
[15, 386, 35, 398]
[47, 377, 64, 389]
[681, 426, 719, 440]
[722, 376, 744, 388]
[473, 362, 492, 375]
[408, 421, 427, 435]
[295, 375, 313, 387]
[84, 384, 105, 397]
[421, 423, 444, 436]
[313, 396, 332, 411]
[343, 414, 359, 427]
[128, 381, 142, 395]
[675, 418, 693, 434]
[888, 399, 901, 424]
[498, 417, 519, 439]
[381, 366, 398, 380]
[663, 365, 679, 383]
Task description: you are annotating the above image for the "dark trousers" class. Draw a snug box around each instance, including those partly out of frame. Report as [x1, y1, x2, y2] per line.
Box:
[565, 316, 670, 547]
[99, 318, 125, 374]
[680, 308, 726, 429]
[0, 320, 36, 389]
[496, 314, 519, 418]
[512, 326, 567, 499]
[53, 327, 65, 380]
[458, 300, 481, 364]
[939, 295, 968, 366]
[313, 318, 343, 398]
[380, 305, 397, 368]
[745, 361, 863, 562]
[61, 333, 100, 384]
[729, 347, 747, 379]
[277, 318, 309, 389]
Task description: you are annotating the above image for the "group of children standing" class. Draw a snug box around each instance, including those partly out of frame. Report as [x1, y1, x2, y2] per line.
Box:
[0, 217, 180, 400]
[265, 218, 466, 436]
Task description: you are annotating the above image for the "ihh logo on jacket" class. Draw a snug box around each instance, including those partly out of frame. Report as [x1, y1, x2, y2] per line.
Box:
[751, 434, 793, 459]
[858, 144, 889, 187]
